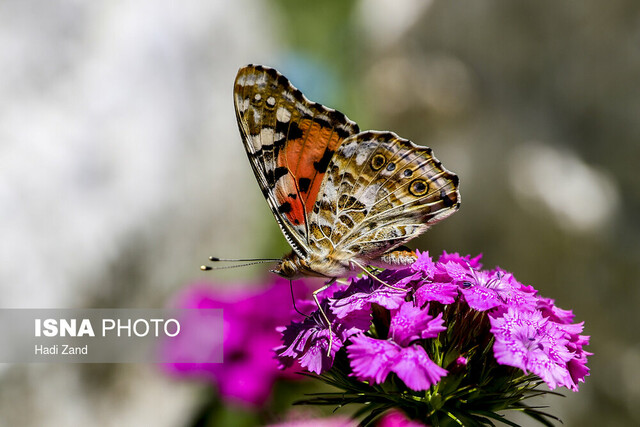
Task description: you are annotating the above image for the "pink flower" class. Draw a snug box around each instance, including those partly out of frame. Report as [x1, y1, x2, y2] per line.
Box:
[490, 307, 580, 390]
[330, 274, 409, 319]
[347, 301, 447, 391]
[164, 278, 305, 407]
[439, 251, 483, 270]
[275, 250, 590, 402]
[267, 414, 356, 427]
[378, 410, 427, 427]
[414, 281, 459, 305]
[444, 264, 538, 311]
[347, 335, 447, 392]
[536, 296, 575, 324]
[347, 335, 396, 383]
[276, 300, 370, 374]
[389, 302, 446, 346]
[272, 250, 590, 424]
[411, 250, 438, 276]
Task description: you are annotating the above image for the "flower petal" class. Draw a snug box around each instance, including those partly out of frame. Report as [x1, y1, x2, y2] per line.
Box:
[347, 335, 399, 384]
[390, 302, 446, 346]
[392, 345, 447, 391]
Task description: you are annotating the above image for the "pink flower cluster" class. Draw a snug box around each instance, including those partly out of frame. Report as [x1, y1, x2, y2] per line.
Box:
[276, 251, 591, 392]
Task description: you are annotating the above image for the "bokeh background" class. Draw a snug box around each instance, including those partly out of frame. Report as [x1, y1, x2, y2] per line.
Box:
[1, 0, 639, 425]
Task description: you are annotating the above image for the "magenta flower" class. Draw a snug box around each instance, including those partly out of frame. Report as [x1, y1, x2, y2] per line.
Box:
[414, 281, 459, 306]
[456, 356, 468, 366]
[411, 249, 438, 275]
[408, 250, 460, 305]
[276, 300, 370, 374]
[443, 262, 538, 311]
[329, 273, 409, 319]
[439, 251, 483, 270]
[275, 251, 590, 425]
[489, 307, 578, 390]
[378, 410, 428, 427]
[389, 302, 446, 345]
[347, 335, 396, 384]
[456, 269, 506, 311]
[347, 334, 447, 391]
[164, 279, 305, 408]
[568, 347, 591, 388]
[559, 321, 591, 387]
[537, 296, 575, 324]
[392, 344, 448, 391]
[346, 301, 447, 391]
[267, 414, 356, 427]
[410, 250, 456, 284]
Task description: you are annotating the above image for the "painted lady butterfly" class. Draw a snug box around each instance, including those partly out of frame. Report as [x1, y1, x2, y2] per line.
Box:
[231, 64, 460, 283]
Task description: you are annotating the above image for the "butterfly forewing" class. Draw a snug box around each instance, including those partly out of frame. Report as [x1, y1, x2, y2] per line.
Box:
[234, 65, 359, 258]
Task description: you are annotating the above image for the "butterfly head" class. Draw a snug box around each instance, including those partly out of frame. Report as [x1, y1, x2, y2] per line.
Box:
[271, 251, 327, 279]
[271, 260, 296, 279]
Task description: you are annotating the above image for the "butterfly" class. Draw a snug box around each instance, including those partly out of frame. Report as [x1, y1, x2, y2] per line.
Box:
[230, 64, 460, 284]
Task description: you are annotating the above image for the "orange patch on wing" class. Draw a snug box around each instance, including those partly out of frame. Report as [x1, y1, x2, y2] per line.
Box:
[275, 118, 346, 227]
[303, 123, 342, 212]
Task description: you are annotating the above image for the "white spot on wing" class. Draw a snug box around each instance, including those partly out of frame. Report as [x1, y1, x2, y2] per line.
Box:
[238, 98, 249, 112]
[341, 141, 357, 158]
[245, 135, 261, 151]
[355, 149, 369, 165]
[260, 128, 274, 144]
[324, 181, 338, 201]
[361, 184, 380, 207]
[316, 215, 333, 229]
[297, 104, 313, 116]
[283, 91, 295, 103]
[276, 106, 291, 122]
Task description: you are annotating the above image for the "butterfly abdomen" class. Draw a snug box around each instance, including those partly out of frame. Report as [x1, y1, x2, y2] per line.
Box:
[368, 247, 418, 269]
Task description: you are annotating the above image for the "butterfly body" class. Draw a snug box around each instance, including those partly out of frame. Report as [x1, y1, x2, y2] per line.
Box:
[274, 246, 421, 280]
[273, 250, 352, 279]
[234, 65, 460, 280]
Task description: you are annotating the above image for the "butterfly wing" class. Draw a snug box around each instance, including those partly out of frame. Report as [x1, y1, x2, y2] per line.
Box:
[308, 131, 460, 261]
[234, 65, 360, 258]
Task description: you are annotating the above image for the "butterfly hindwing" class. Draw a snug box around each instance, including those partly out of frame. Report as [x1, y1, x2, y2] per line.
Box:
[308, 131, 460, 260]
[234, 65, 359, 257]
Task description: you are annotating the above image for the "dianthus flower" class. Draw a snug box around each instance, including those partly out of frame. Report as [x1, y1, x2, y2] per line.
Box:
[276, 251, 590, 425]
[164, 278, 306, 408]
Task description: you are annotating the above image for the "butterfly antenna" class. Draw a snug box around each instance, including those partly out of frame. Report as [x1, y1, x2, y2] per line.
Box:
[207, 256, 280, 262]
[200, 258, 277, 271]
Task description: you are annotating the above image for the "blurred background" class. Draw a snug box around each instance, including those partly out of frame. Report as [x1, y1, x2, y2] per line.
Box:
[1, 0, 638, 425]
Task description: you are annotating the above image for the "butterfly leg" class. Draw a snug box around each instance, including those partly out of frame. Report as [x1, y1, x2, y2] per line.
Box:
[289, 279, 308, 318]
[312, 278, 336, 356]
[350, 260, 406, 291]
